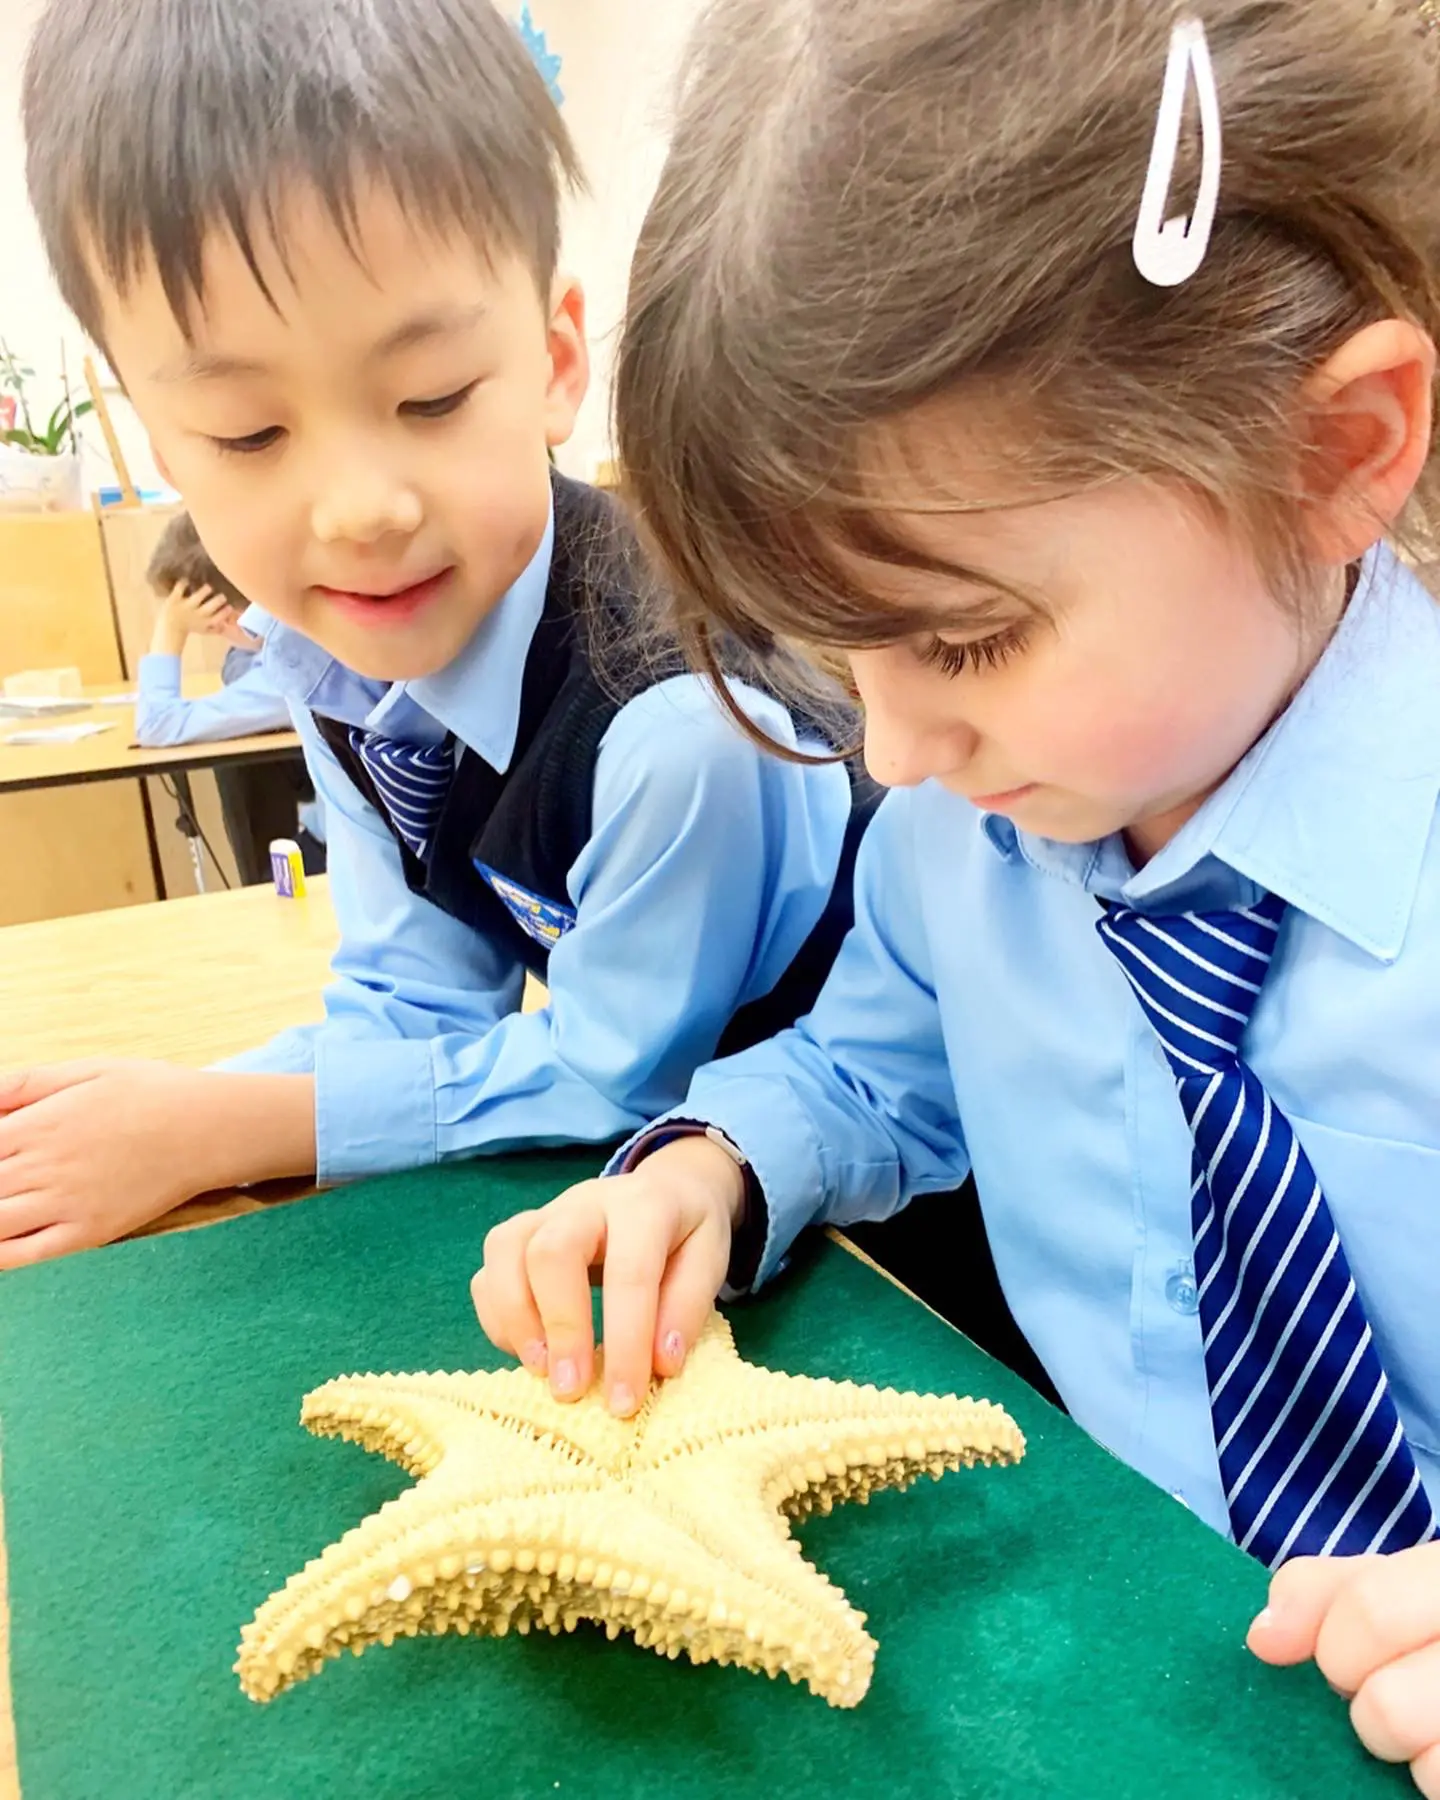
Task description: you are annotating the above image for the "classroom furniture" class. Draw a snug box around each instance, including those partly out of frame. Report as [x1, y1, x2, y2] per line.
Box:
[0, 690, 300, 797]
[0, 875, 338, 1797]
[0, 513, 161, 923]
[0, 503, 266, 922]
[0, 1156, 1405, 1800]
[0, 875, 338, 1075]
[0, 873, 1401, 1798]
[0, 687, 301, 925]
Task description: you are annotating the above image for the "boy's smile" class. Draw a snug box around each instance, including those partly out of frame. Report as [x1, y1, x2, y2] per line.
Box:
[95, 179, 588, 682]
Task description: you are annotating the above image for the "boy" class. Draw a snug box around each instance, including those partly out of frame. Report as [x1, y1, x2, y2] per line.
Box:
[0, 0, 850, 1268]
[138, 512, 324, 882]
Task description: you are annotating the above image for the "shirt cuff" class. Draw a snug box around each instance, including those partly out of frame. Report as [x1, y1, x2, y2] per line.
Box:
[138, 653, 183, 696]
[312, 1036, 438, 1182]
[615, 1121, 770, 1296]
[607, 1074, 826, 1293]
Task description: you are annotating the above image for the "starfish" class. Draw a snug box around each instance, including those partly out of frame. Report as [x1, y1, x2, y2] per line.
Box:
[236, 1312, 1023, 1707]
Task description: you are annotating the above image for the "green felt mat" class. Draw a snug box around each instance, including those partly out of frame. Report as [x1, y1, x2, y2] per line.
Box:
[0, 1154, 1405, 1800]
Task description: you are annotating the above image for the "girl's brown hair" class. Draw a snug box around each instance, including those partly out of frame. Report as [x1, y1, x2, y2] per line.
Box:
[615, 0, 1440, 751]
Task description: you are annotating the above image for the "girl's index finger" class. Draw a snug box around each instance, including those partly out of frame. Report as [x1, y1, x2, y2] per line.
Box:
[599, 1207, 672, 1419]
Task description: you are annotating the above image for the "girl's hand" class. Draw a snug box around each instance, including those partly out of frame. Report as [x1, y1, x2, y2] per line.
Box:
[471, 1134, 747, 1419]
[1248, 1541, 1440, 1796]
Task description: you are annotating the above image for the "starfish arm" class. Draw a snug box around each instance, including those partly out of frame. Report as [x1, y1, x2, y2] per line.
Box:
[237, 1312, 1025, 1709]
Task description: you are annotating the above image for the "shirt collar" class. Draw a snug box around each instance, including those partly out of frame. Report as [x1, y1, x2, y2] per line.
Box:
[250, 499, 555, 774]
[984, 545, 1440, 961]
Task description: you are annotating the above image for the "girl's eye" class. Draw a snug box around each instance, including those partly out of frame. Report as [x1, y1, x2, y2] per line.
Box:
[212, 426, 284, 456]
[402, 381, 480, 421]
[917, 623, 1029, 678]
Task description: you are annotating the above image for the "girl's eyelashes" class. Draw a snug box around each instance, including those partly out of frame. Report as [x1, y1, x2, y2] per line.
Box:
[212, 425, 284, 457]
[401, 380, 482, 420]
[917, 622, 1030, 678]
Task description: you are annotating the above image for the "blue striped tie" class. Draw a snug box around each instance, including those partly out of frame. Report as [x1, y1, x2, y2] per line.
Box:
[350, 728, 455, 863]
[1098, 892, 1436, 1567]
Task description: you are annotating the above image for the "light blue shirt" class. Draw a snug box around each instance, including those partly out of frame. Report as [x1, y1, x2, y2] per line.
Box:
[221, 516, 853, 1185]
[642, 545, 1440, 1540]
[133, 653, 292, 746]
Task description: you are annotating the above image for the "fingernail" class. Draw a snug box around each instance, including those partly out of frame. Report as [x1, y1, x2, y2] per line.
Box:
[609, 1383, 636, 1417]
[521, 1340, 548, 1375]
[551, 1358, 579, 1398]
[662, 1331, 685, 1364]
[1251, 1608, 1274, 1632]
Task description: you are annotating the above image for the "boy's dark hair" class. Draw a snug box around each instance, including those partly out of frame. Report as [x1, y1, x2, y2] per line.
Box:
[145, 511, 250, 612]
[23, 0, 581, 347]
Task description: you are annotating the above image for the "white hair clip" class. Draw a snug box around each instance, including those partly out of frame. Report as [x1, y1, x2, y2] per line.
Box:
[1132, 18, 1222, 288]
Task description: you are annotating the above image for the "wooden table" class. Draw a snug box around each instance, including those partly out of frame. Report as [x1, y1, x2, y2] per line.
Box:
[0, 690, 301, 795]
[0, 875, 337, 1073]
[0, 685, 305, 921]
[0, 875, 551, 1799]
[0, 878, 337, 1800]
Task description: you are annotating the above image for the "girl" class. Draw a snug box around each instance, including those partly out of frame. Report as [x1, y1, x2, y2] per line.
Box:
[473, 0, 1440, 1786]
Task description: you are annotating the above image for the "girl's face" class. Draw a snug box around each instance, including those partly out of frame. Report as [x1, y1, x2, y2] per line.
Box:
[843, 430, 1342, 862]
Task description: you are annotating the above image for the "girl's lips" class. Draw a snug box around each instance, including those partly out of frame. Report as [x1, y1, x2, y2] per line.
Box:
[314, 567, 455, 627]
[968, 783, 1038, 810]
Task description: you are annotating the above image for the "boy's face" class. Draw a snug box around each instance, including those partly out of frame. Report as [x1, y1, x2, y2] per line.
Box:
[99, 183, 588, 681]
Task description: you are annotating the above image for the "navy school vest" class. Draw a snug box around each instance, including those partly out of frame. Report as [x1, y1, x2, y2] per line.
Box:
[312, 473, 879, 1054]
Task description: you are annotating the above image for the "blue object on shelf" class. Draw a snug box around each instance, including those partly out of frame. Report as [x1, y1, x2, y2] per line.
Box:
[97, 484, 180, 507]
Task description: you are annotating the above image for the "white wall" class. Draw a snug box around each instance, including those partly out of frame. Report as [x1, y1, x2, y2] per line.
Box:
[0, 0, 701, 490]
[520, 0, 705, 477]
[0, 0, 161, 490]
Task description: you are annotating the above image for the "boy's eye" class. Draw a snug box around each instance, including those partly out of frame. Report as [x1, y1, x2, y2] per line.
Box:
[402, 381, 481, 421]
[917, 623, 1029, 679]
[211, 426, 284, 456]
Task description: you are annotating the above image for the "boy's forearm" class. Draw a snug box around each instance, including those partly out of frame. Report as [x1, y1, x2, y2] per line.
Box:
[149, 615, 187, 657]
[192, 1072, 318, 1189]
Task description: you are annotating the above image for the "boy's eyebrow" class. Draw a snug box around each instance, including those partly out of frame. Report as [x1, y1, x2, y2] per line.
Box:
[148, 303, 491, 385]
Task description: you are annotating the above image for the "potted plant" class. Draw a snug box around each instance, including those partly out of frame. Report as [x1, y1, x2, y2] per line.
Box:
[0, 339, 94, 513]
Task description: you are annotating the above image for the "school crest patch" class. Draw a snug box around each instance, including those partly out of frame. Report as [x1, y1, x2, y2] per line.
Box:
[475, 863, 577, 948]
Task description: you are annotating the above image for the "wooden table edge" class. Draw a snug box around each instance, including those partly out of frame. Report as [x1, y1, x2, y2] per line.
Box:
[0, 734, 302, 795]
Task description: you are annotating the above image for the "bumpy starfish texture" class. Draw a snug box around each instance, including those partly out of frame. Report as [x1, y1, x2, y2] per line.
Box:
[237, 1312, 1023, 1707]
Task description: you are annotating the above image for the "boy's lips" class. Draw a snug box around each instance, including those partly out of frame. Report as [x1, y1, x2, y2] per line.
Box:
[313, 567, 455, 627]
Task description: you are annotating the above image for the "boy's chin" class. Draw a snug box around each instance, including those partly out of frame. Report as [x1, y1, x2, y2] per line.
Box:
[317, 628, 463, 683]
[298, 594, 499, 684]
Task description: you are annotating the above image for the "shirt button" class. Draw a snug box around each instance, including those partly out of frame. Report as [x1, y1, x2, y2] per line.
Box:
[1165, 1262, 1199, 1315]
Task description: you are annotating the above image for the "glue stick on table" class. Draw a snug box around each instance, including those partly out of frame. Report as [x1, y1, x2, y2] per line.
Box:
[269, 838, 306, 899]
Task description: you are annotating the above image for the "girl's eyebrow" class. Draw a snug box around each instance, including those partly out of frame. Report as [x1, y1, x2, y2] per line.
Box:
[909, 589, 1049, 640]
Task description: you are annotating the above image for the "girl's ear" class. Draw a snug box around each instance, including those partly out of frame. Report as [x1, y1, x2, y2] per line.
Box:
[1299, 318, 1435, 566]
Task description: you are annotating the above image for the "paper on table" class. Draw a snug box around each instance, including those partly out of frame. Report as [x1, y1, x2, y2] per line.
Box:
[2, 722, 116, 746]
[88, 692, 139, 705]
[0, 698, 91, 718]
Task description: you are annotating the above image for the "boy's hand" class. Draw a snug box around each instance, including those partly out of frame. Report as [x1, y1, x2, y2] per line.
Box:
[0, 1061, 316, 1267]
[1248, 1542, 1440, 1795]
[150, 581, 235, 657]
[471, 1135, 747, 1419]
[219, 620, 263, 653]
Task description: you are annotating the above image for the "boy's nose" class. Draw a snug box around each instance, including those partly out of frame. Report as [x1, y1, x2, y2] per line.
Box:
[311, 474, 423, 546]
